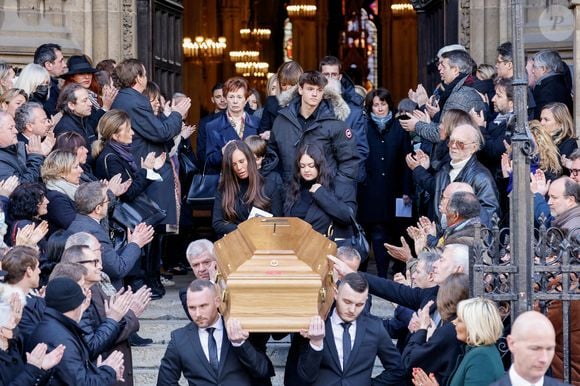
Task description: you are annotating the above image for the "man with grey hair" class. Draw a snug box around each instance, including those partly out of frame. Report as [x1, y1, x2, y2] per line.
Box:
[67, 181, 154, 289]
[14, 102, 53, 144]
[400, 50, 487, 144]
[0, 111, 53, 183]
[531, 49, 573, 119]
[185, 239, 216, 281]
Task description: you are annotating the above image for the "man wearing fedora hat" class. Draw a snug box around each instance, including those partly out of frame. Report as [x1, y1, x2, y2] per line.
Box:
[27, 277, 126, 385]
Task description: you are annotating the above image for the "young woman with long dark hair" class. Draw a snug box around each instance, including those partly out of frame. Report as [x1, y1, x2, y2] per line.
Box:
[212, 140, 281, 236]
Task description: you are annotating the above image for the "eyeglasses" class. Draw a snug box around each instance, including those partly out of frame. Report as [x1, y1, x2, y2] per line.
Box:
[570, 168, 580, 176]
[78, 258, 100, 267]
[495, 59, 509, 65]
[448, 139, 477, 150]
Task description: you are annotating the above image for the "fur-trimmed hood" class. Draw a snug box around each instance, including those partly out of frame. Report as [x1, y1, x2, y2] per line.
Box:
[276, 84, 351, 121]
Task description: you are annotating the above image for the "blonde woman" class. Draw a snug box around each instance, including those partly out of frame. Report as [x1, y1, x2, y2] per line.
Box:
[529, 120, 563, 179]
[0, 89, 27, 118]
[540, 102, 578, 158]
[0, 62, 16, 95]
[412, 297, 505, 386]
[41, 150, 83, 233]
[13, 64, 51, 106]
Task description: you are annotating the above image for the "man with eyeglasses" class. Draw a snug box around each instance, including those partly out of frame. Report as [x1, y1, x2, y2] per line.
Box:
[0, 111, 53, 183]
[68, 181, 155, 289]
[14, 102, 54, 145]
[411, 123, 500, 224]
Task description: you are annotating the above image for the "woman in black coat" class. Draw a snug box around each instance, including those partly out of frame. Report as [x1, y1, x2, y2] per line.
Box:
[93, 109, 166, 297]
[539, 102, 579, 160]
[41, 150, 84, 235]
[284, 144, 355, 236]
[0, 291, 65, 386]
[93, 109, 160, 202]
[357, 88, 412, 278]
[212, 140, 281, 237]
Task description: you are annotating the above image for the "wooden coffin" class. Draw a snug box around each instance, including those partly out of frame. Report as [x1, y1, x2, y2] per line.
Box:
[214, 217, 336, 332]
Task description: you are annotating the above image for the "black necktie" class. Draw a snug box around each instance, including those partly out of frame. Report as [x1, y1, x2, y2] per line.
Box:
[206, 327, 219, 372]
[341, 322, 352, 369]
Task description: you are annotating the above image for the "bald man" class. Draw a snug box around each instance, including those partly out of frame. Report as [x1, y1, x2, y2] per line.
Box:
[412, 124, 500, 223]
[490, 311, 570, 386]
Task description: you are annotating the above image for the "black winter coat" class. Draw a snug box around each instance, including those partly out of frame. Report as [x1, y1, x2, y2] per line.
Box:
[532, 73, 574, 120]
[212, 178, 283, 236]
[26, 307, 117, 386]
[0, 143, 43, 183]
[412, 155, 500, 222]
[0, 337, 49, 386]
[268, 96, 361, 190]
[45, 190, 76, 235]
[284, 183, 355, 236]
[112, 87, 183, 225]
[357, 118, 412, 224]
[94, 143, 152, 202]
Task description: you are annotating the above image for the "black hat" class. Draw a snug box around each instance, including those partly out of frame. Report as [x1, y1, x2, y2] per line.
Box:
[45, 277, 86, 313]
[62, 55, 97, 77]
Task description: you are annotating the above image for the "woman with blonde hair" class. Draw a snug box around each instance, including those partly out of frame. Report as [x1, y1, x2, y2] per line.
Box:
[41, 150, 83, 234]
[13, 64, 51, 106]
[0, 62, 16, 95]
[0, 89, 27, 118]
[93, 109, 161, 202]
[412, 297, 505, 386]
[529, 120, 563, 179]
[540, 102, 578, 158]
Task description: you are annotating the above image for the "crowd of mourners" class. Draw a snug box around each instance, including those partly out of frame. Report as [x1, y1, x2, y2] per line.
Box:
[0, 40, 578, 386]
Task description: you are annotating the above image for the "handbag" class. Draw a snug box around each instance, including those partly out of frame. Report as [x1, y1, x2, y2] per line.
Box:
[104, 154, 166, 228]
[327, 213, 370, 262]
[186, 162, 220, 204]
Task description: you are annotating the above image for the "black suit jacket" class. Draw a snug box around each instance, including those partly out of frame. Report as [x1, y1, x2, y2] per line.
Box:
[297, 314, 405, 386]
[489, 373, 570, 386]
[157, 319, 271, 386]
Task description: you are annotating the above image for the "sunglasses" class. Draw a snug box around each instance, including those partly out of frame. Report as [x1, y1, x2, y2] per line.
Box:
[448, 139, 477, 150]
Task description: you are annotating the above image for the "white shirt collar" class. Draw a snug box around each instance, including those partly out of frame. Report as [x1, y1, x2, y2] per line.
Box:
[330, 308, 357, 328]
[509, 365, 544, 386]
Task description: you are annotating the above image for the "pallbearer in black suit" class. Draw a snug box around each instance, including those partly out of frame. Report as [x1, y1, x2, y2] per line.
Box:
[297, 272, 405, 386]
[157, 279, 270, 386]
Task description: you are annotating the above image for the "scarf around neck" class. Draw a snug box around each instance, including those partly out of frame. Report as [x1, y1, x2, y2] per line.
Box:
[108, 140, 138, 173]
[371, 111, 393, 131]
[45, 178, 78, 201]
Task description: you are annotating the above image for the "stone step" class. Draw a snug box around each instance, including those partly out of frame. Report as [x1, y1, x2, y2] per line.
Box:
[138, 319, 190, 344]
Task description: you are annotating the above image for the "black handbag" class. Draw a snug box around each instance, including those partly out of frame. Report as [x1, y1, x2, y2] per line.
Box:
[186, 162, 220, 204]
[104, 154, 166, 228]
[328, 213, 370, 262]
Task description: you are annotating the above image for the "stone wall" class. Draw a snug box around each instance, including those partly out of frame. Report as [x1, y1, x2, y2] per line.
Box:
[0, 0, 137, 65]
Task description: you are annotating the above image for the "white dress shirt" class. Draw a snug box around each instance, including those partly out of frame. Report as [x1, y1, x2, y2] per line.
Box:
[330, 310, 356, 370]
[509, 365, 544, 386]
[198, 317, 224, 362]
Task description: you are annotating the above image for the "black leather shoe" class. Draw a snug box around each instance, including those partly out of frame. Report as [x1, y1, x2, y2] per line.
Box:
[129, 333, 153, 347]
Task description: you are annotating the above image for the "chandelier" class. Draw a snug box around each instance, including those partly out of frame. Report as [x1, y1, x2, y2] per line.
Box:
[286, 5, 317, 18]
[240, 28, 271, 41]
[235, 62, 269, 78]
[182, 36, 227, 63]
[229, 50, 260, 62]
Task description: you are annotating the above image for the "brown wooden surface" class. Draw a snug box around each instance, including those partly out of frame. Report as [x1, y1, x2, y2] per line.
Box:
[215, 217, 336, 332]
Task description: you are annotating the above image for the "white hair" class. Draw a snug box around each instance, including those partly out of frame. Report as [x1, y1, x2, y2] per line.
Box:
[186, 239, 215, 261]
[444, 243, 470, 273]
[14, 63, 50, 97]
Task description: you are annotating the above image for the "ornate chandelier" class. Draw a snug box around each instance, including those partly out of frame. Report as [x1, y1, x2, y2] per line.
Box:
[182, 36, 227, 63]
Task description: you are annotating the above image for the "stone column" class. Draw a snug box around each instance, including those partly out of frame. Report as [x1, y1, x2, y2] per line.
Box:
[466, 0, 508, 65]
